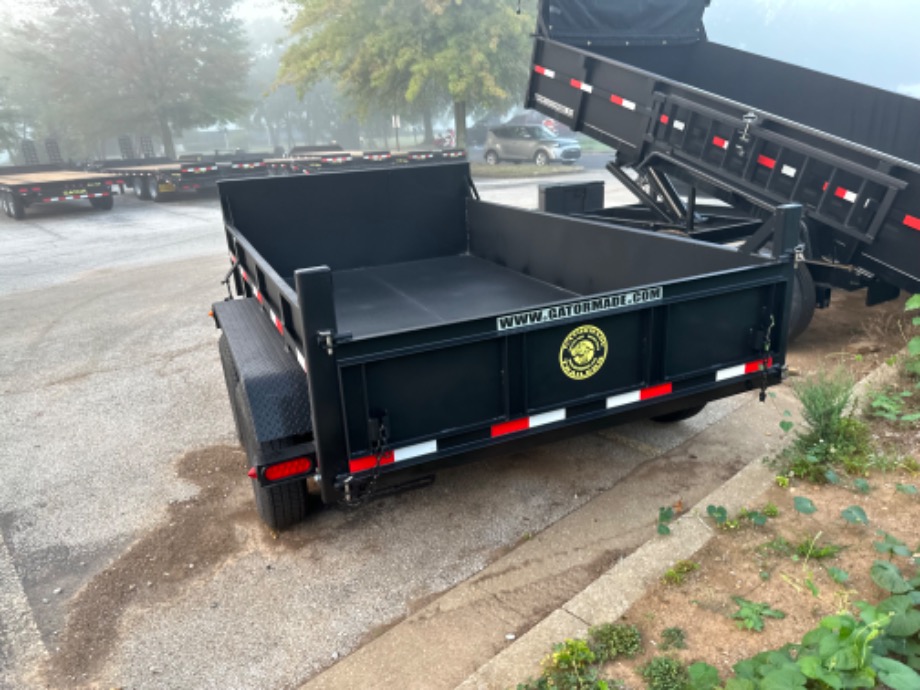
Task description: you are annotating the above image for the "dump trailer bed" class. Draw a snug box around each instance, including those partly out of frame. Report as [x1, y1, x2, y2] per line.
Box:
[211, 160, 798, 530]
[527, 0, 920, 303]
[0, 165, 117, 219]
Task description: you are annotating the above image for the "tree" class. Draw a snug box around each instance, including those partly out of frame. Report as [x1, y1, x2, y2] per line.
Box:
[4, 0, 251, 159]
[0, 80, 18, 157]
[280, 0, 533, 146]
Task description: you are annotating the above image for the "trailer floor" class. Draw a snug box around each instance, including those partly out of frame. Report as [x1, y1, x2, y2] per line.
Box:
[328, 255, 578, 338]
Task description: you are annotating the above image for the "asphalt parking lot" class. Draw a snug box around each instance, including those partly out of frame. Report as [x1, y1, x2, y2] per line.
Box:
[0, 171, 760, 689]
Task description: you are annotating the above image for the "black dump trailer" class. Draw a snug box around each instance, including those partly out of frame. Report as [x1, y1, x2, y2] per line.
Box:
[527, 0, 920, 335]
[0, 164, 117, 219]
[212, 160, 798, 529]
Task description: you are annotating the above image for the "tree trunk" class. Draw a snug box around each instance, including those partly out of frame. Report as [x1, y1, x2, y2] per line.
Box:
[453, 100, 467, 148]
[423, 108, 434, 144]
[157, 114, 176, 159]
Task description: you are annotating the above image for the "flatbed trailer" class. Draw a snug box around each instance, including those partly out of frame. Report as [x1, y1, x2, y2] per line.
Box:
[526, 0, 920, 334]
[0, 165, 117, 220]
[266, 148, 466, 175]
[102, 159, 223, 202]
[211, 160, 798, 529]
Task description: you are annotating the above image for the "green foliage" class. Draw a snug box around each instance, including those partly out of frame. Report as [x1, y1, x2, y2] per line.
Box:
[706, 505, 727, 526]
[794, 534, 845, 560]
[731, 597, 786, 632]
[588, 622, 642, 661]
[870, 388, 920, 423]
[660, 626, 687, 650]
[841, 505, 869, 525]
[762, 503, 780, 518]
[854, 478, 872, 494]
[657, 506, 675, 536]
[898, 483, 919, 495]
[875, 531, 913, 560]
[641, 656, 688, 690]
[793, 496, 817, 514]
[663, 561, 699, 586]
[827, 566, 850, 584]
[518, 638, 611, 690]
[774, 475, 789, 488]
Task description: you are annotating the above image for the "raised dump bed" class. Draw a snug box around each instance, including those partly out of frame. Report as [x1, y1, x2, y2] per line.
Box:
[527, 0, 920, 323]
[211, 160, 797, 529]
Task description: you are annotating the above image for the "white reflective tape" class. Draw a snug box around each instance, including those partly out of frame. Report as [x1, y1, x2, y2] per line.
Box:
[529, 409, 566, 428]
[716, 364, 746, 382]
[295, 350, 306, 371]
[673, 120, 686, 131]
[606, 390, 641, 409]
[394, 440, 438, 462]
[579, 82, 593, 94]
[621, 99, 637, 111]
[841, 190, 857, 203]
[781, 165, 797, 178]
[543, 68, 556, 79]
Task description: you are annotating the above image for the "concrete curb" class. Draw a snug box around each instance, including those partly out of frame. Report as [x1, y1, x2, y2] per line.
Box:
[455, 360, 899, 689]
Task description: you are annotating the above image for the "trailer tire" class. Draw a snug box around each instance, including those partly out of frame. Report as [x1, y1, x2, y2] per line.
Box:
[235, 382, 309, 531]
[89, 195, 114, 211]
[484, 150, 500, 166]
[1, 192, 9, 217]
[133, 176, 150, 200]
[789, 263, 816, 342]
[534, 150, 549, 166]
[10, 194, 24, 220]
[147, 176, 165, 202]
[652, 403, 707, 423]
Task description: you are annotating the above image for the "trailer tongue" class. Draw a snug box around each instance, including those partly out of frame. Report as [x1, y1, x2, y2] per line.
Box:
[212, 160, 797, 530]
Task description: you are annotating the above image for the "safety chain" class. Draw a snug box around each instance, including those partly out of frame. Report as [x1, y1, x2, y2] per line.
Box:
[341, 418, 389, 508]
[759, 314, 776, 402]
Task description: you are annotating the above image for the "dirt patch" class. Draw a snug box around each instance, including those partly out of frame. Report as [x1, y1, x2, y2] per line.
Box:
[787, 290, 910, 379]
[602, 477, 920, 688]
[43, 445, 253, 686]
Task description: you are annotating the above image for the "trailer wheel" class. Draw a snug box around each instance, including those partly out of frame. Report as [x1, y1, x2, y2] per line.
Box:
[534, 150, 549, 166]
[1, 192, 9, 217]
[9, 194, 24, 220]
[89, 196, 114, 211]
[147, 176, 165, 202]
[484, 150, 500, 166]
[652, 404, 707, 423]
[133, 176, 151, 200]
[235, 382, 310, 531]
[789, 263, 817, 342]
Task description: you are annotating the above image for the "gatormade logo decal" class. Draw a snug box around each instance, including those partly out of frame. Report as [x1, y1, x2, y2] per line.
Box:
[534, 93, 574, 118]
[496, 286, 663, 332]
[559, 325, 607, 380]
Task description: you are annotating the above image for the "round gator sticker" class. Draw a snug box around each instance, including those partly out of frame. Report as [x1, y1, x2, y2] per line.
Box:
[559, 325, 607, 380]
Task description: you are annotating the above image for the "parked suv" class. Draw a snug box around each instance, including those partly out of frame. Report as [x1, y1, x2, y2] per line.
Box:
[484, 125, 581, 166]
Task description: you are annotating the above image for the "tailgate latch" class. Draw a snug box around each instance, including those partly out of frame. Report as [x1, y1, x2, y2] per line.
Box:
[316, 330, 352, 356]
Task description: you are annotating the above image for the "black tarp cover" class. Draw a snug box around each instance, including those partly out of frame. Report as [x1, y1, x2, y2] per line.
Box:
[540, 0, 709, 46]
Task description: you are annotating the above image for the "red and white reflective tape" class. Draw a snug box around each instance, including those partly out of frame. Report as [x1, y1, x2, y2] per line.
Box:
[41, 192, 109, 202]
[239, 267, 264, 305]
[716, 357, 773, 382]
[534, 64, 556, 79]
[606, 382, 673, 410]
[712, 136, 729, 151]
[365, 154, 392, 161]
[349, 440, 439, 474]
[781, 165, 797, 178]
[321, 156, 351, 163]
[491, 408, 567, 438]
[181, 165, 218, 173]
[442, 151, 465, 158]
[609, 93, 637, 111]
[267, 307, 283, 335]
[231, 162, 265, 170]
[904, 214, 920, 232]
[834, 187, 858, 203]
[673, 120, 686, 131]
[409, 153, 435, 160]
[570, 78, 593, 94]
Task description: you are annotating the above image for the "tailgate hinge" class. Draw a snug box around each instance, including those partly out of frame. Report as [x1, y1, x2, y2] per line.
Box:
[316, 329, 352, 356]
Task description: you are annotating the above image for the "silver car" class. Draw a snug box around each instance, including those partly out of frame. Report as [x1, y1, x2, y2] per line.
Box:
[484, 125, 581, 166]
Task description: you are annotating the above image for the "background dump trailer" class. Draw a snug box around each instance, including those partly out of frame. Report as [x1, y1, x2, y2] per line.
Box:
[526, 0, 920, 336]
[0, 164, 117, 219]
[212, 160, 798, 530]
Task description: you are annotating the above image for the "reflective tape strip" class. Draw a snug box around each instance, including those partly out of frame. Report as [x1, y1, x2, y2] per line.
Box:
[716, 357, 774, 382]
[673, 120, 686, 131]
[349, 440, 439, 473]
[570, 78, 593, 94]
[295, 349, 306, 372]
[268, 307, 283, 335]
[835, 187, 857, 203]
[606, 382, 673, 410]
[757, 155, 776, 170]
[394, 440, 437, 462]
[904, 214, 920, 232]
[534, 65, 556, 79]
[659, 114, 670, 125]
[492, 407, 567, 437]
[712, 136, 729, 150]
[781, 165, 797, 178]
[610, 94, 637, 111]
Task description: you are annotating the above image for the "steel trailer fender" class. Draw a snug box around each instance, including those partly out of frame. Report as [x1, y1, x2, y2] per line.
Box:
[212, 298, 312, 460]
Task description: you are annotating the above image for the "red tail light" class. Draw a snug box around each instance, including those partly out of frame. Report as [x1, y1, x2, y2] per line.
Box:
[264, 457, 313, 482]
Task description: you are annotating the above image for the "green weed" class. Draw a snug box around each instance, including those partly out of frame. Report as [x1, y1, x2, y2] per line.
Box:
[659, 626, 687, 651]
[662, 560, 699, 586]
[587, 622, 642, 661]
[641, 656, 688, 690]
[731, 597, 786, 631]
